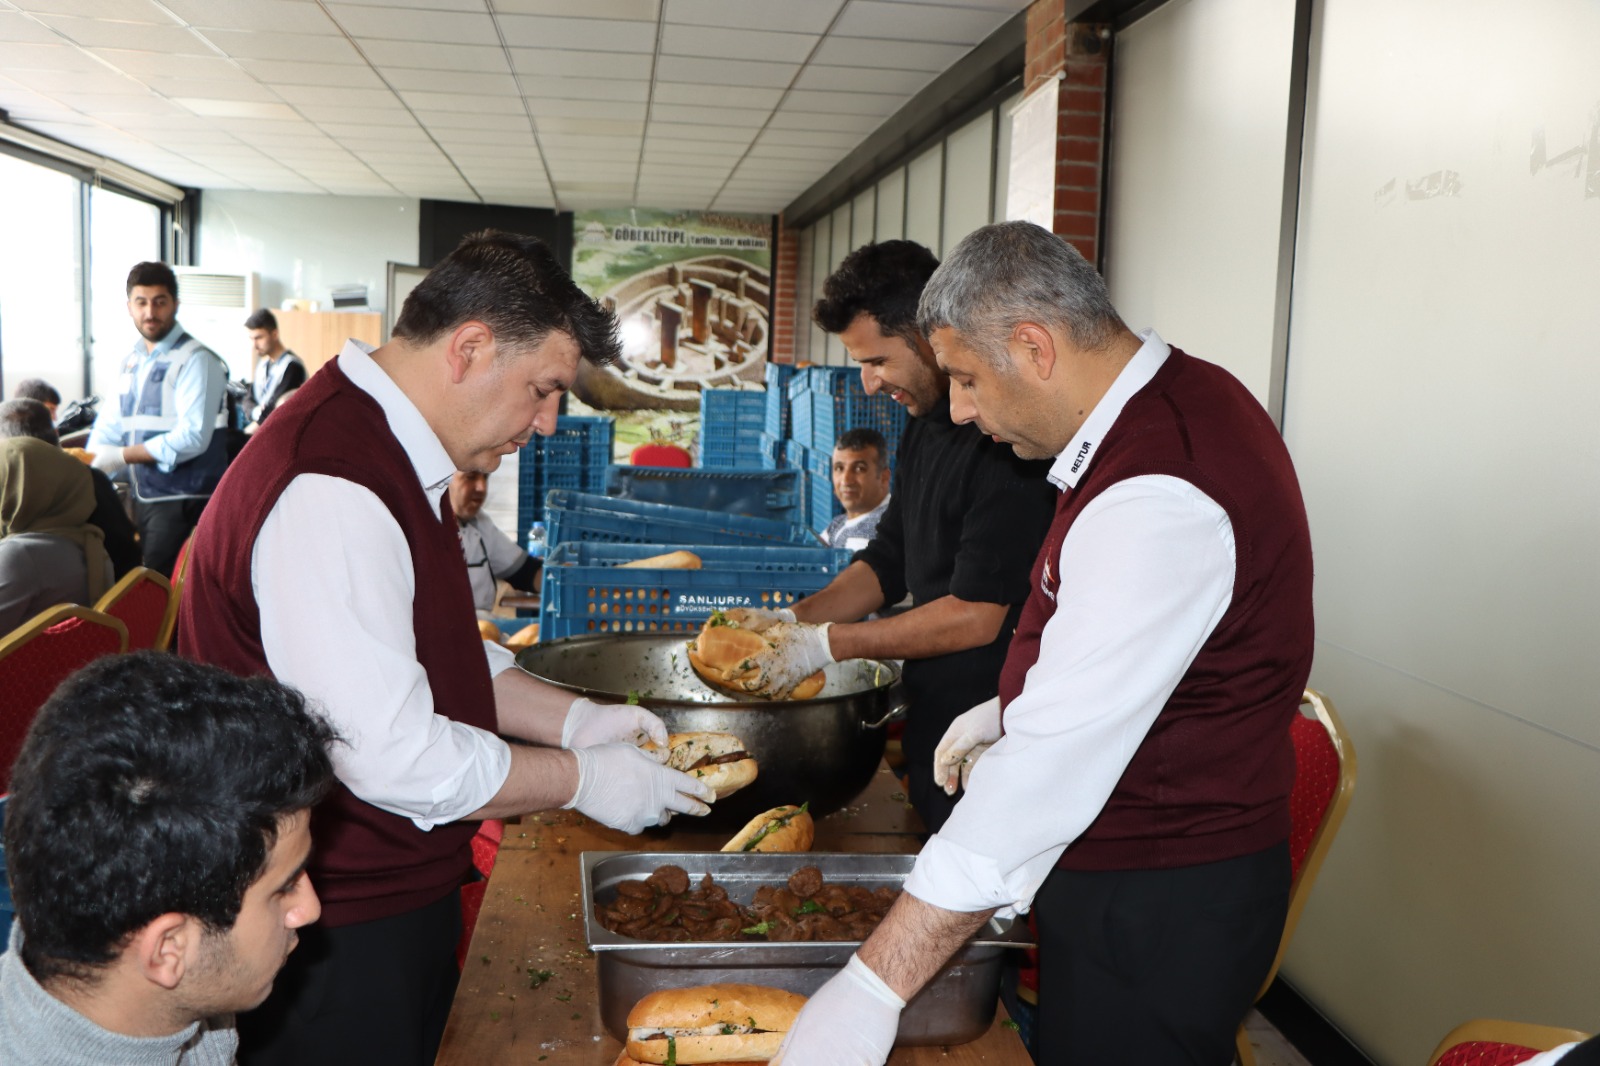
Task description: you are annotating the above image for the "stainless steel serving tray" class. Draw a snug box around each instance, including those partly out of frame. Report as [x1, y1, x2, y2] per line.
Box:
[582, 851, 1033, 1047]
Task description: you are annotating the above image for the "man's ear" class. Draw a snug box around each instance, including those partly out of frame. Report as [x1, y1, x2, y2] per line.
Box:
[130, 913, 197, 992]
[1013, 323, 1058, 381]
[444, 321, 495, 385]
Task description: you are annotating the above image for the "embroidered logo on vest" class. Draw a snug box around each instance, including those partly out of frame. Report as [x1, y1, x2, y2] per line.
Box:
[1040, 551, 1058, 602]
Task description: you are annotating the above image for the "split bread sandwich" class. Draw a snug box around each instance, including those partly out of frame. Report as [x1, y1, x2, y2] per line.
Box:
[620, 983, 808, 1064]
[686, 614, 824, 701]
[720, 804, 813, 854]
[643, 732, 758, 801]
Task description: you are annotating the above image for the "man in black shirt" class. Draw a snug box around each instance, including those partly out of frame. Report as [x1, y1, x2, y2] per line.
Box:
[727, 241, 1056, 830]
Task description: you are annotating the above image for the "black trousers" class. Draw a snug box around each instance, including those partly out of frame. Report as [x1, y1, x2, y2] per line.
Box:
[1034, 842, 1290, 1066]
[133, 496, 208, 577]
[238, 890, 462, 1066]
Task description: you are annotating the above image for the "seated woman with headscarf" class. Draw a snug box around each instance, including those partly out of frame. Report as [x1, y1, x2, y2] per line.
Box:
[0, 436, 112, 637]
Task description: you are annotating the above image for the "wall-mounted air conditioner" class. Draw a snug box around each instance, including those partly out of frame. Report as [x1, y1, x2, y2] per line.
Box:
[173, 267, 259, 382]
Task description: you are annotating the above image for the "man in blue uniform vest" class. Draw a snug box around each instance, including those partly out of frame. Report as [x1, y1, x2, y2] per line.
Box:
[87, 261, 230, 576]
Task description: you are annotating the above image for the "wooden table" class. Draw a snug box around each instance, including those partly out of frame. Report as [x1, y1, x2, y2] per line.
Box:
[435, 765, 1029, 1064]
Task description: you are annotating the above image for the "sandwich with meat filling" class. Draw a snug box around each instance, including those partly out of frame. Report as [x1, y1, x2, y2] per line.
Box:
[643, 732, 758, 800]
[616, 983, 808, 1064]
[720, 804, 813, 853]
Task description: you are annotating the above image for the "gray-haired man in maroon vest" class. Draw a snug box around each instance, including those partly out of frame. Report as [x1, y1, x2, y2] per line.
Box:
[774, 221, 1314, 1065]
[180, 231, 714, 1066]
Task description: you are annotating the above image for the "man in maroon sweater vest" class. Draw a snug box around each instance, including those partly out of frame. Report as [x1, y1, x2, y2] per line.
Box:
[180, 232, 714, 1066]
[775, 223, 1313, 1066]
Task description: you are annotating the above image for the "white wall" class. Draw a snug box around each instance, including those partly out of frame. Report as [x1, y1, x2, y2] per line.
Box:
[1279, 1, 1600, 1060]
[1104, 0, 1294, 406]
[197, 191, 419, 313]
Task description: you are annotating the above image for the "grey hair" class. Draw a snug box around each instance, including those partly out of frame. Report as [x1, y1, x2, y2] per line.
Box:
[917, 221, 1125, 367]
[0, 398, 58, 446]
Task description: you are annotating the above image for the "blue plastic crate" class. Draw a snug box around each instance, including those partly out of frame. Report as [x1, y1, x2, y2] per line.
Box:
[804, 462, 841, 535]
[790, 387, 907, 471]
[517, 416, 614, 532]
[699, 389, 768, 467]
[605, 465, 804, 524]
[544, 490, 818, 548]
[539, 541, 852, 641]
[764, 363, 798, 439]
[757, 432, 781, 469]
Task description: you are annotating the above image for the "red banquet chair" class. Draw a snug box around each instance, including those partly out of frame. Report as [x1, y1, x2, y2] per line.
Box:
[1428, 1019, 1592, 1066]
[1237, 688, 1359, 1066]
[0, 605, 127, 792]
[455, 819, 505, 970]
[95, 566, 177, 652]
[629, 442, 693, 468]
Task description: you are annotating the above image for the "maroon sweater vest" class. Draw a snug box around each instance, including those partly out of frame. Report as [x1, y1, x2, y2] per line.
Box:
[999, 348, 1314, 872]
[179, 357, 495, 926]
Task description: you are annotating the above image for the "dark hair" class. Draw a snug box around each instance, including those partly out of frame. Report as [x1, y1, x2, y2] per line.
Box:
[0, 398, 59, 445]
[834, 427, 888, 467]
[393, 230, 620, 366]
[126, 261, 178, 299]
[4, 653, 339, 985]
[813, 240, 941, 347]
[13, 378, 60, 406]
[244, 308, 278, 332]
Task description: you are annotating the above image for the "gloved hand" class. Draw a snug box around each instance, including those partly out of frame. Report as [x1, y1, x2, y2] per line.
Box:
[91, 447, 128, 477]
[933, 696, 1002, 796]
[729, 621, 834, 699]
[560, 696, 668, 750]
[771, 954, 904, 1065]
[721, 606, 795, 633]
[563, 743, 713, 834]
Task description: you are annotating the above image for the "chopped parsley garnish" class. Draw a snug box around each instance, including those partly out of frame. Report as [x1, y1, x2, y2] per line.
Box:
[792, 899, 826, 916]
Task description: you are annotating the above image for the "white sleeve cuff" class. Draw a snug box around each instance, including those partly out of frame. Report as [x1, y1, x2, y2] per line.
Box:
[903, 833, 1063, 920]
[482, 637, 517, 677]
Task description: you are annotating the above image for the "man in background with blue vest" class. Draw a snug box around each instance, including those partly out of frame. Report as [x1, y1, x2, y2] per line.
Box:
[87, 261, 230, 576]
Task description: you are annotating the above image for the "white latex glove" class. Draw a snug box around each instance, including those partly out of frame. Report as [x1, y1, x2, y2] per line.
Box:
[933, 696, 1002, 796]
[91, 447, 128, 477]
[563, 743, 713, 834]
[560, 696, 668, 750]
[731, 621, 834, 699]
[771, 954, 904, 1066]
[720, 606, 795, 633]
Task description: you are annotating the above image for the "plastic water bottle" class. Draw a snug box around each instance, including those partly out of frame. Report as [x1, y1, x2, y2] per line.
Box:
[525, 521, 547, 560]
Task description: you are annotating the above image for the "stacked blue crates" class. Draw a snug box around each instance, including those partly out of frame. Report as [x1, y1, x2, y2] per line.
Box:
[697, 388, 768, 468]
[516, 415, 613, 537]
[778, 367, 908, 536]
[760, 362, 798, 469]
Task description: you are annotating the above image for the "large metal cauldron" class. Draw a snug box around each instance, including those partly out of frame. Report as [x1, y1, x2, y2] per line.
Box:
[515, 633, 903, 832]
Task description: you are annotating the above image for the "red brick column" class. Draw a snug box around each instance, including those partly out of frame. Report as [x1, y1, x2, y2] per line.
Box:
[769, 216, 799, 365]
[1026, 0, 1111, 268]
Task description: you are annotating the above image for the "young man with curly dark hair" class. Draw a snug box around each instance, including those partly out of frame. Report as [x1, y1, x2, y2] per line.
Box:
[0, 653, 339, 1065]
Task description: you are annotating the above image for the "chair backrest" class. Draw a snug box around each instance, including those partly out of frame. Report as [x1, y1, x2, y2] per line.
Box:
[630, 442, 693, 468]
[94, 566, 176, 652]
[1428, 1020, 1592, 1066]
[1253, 687, 1358, 999]
[0, 606, 127, 792]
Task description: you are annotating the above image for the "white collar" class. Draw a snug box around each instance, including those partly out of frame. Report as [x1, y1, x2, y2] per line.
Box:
[337, 339, 456, 497]
[1047, 328, 1171, 491]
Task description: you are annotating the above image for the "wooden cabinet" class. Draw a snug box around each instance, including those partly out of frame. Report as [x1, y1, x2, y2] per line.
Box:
[272, 309, 382, 375]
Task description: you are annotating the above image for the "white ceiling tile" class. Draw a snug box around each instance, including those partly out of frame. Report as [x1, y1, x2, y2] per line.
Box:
[328, 0, 486, 10]
[780, 89, 902, 116]
[537, 135, 640, 151]
[834, 1, 1010, 45]
[164, 0, 339, 35]
[32, 16, 205, 53]
[432, 127, 537, 146]
[664, 0, 843, 34]
[870, 0, 1027, 8]
[414, 110, 528, 131]
[660, 25, 816, 63]
[791, 63, 932, 95]
[272, 86, 403, 109]
[89, 49, 240, 78]
[537, 117, 643, 136]
[357, 39, 507, 71]
[507, 48, 653, 79]
[494, 15, 656, 52]
[199, 29, 362, 63]
[751, 128, 863, 148]
[647, 103, 768, 128]
[655, 55, 797, 88]
[645, 121, 754, 144]
[517, 75, 650, 102]
[523, 98, 644, 121]
[295, 104, 419, 126]
[326, 5, 501, 46]
[765, 109, 882, 132]
[494, 0, 656, 17]
[212, 117, 327, 136]
[809, 34, 965, 71]
[242, 133, 346, 150]
[0, 12, 63, 44]
[0, 41, 115, 72]
[50, 91, 187, 115]
[9, 0, 174, 22]
[381, 68, 520, 95]
[399, 90, 522, 114]
[640, 140, 744, 159]
[236, 58, 386, 87]
[543, 149, 639, 162]
[2, 67, 143, 95]
[649, 81, 782, 109]
[449, 148, 543, 162]
[141, 77, 286, 103]
[321, 124, 432, 142]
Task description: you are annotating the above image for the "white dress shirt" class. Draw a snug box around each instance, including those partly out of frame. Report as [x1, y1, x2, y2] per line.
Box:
[251, 340, 515, 830]
[904, 330, 1238, 918]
